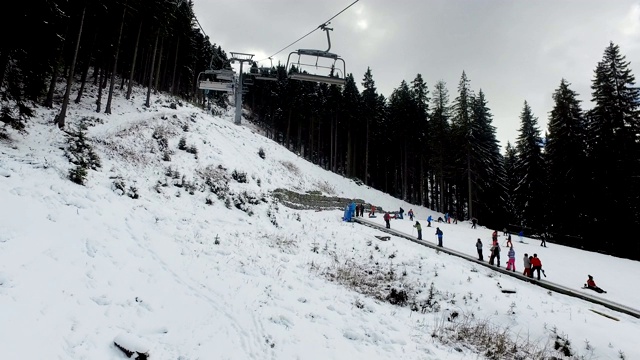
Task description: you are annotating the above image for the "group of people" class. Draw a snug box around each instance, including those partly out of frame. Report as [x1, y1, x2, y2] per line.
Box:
[522, 253, 544, 280]
[369, 203, 610, 295]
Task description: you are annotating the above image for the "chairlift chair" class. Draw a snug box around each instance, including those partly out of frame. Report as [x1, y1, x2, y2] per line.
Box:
[197, 68, 235, 93]
[254, 58, 278, 82]
[286, 24, 346, 86]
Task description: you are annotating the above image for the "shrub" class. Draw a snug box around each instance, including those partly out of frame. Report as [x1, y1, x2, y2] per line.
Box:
[231, 169, 247, 183]
[69, 165, 87, 185]
[258, 147, 266, 159]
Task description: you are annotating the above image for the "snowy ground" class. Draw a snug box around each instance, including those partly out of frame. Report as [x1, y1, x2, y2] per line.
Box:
[0, 85, 638, 359]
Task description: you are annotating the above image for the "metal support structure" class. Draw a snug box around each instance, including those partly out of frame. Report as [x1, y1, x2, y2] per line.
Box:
[229, 52, 254, 125]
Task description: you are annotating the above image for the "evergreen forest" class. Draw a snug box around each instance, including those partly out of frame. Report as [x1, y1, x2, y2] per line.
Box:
[2, 0, 639, 260]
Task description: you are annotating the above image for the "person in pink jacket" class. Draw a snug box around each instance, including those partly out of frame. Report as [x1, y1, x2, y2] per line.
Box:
[506, 246, 516, 271]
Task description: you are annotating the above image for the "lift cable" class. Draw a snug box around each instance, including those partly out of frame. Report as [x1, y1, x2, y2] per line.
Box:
[258, 0, 360, 63]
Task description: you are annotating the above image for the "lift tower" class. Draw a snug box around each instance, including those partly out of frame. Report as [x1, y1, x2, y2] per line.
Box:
[229, 52, 254, 125]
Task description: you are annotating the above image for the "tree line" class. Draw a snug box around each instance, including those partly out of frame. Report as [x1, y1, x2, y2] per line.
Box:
[1, 1, 638, 259]
[245, 43, 640, 260]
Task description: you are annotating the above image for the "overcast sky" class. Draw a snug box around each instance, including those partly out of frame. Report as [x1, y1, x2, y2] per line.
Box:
[192, 0, 640, 149]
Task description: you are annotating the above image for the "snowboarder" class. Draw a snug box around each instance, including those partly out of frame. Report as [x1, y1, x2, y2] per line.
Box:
[408, 209, 414, 221]
[476, 238, 483, 261]
[506, 245, 516, 271]
[383, 212, 391, 229]
[584, 275, 607, 293]
[413, 221, 422, 240]
[435, 227, 443, 247]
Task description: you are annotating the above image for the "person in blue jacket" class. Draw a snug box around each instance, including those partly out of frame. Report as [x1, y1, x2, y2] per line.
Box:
[427, 215, 432, 227]
[435, 227, 443, 247]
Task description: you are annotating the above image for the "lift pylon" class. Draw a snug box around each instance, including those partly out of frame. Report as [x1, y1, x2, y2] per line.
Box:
[229, 52, 255, 125]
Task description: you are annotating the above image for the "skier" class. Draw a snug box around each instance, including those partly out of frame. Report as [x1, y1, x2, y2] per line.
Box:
[408, 209, 414, 221]
[471, 217, 477, 229]
[383, 212, 391, 229]
[505, 233, 513, 247]
[518, 230, 524, 243]
[540, 234, 547, 247]
[435, 227, 443, 247]
[584, 275, 607, 293]
[476, 238, 483, 261]
[427, 215, 432, 227]
[506, 245, 516, 271]
[398, 207, 404, 219]
[413, 221, 422, 240]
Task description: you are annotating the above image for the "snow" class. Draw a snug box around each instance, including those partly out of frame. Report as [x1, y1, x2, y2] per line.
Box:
[0, 85, 638, 359]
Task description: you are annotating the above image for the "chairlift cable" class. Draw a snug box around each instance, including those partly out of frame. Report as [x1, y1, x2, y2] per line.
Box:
[258, 0, 360, 63]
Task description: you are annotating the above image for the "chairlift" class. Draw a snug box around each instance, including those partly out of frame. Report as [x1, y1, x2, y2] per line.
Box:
[254, 58, 278, 82]
[197, 70, 234, 93]
[197, 56, 236, 93]
[286, 24, 346, 86]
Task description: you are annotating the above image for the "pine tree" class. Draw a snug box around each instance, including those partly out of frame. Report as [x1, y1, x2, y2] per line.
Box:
[503, 142, 519, 228]
[469, 90, 505, 226]
[513, 101, 546, 233]
[361, 67, 378, 186]
[451, 71, 475, 219]
[411, 74, 430, 206]
[545, 79, 588, 244]
[586, 42, 640, 255]
[429, 81, 452, 212]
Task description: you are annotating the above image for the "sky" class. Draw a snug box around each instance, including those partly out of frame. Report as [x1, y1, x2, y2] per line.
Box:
[1, 82, 640, 359]
[192, 0, 640, 149]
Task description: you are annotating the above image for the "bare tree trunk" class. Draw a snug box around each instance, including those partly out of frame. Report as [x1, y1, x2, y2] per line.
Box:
[105, 7, 126, 114]
[126, 20, 143, 100]
[55, 6, 86, 128]
[145, 31, 159, 107]
[0, 50, 10, 88]
[154, 36, 164, 94]
[285, 108, 292, 149]
[44, 53, 62, 108]
[75, 31, 97, 104]
[365, 118, 369, 185]
[96, 67, 104, 112]
[170, 38, 180, 95]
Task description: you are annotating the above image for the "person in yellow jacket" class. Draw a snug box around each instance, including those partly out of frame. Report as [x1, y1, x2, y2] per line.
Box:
[413, 221, 422, 240]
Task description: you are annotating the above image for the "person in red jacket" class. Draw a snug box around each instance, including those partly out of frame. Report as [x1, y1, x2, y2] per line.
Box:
[383, 212, 391, 229]
[530, 254, 542, 280]
[584, 275, 607, 293]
